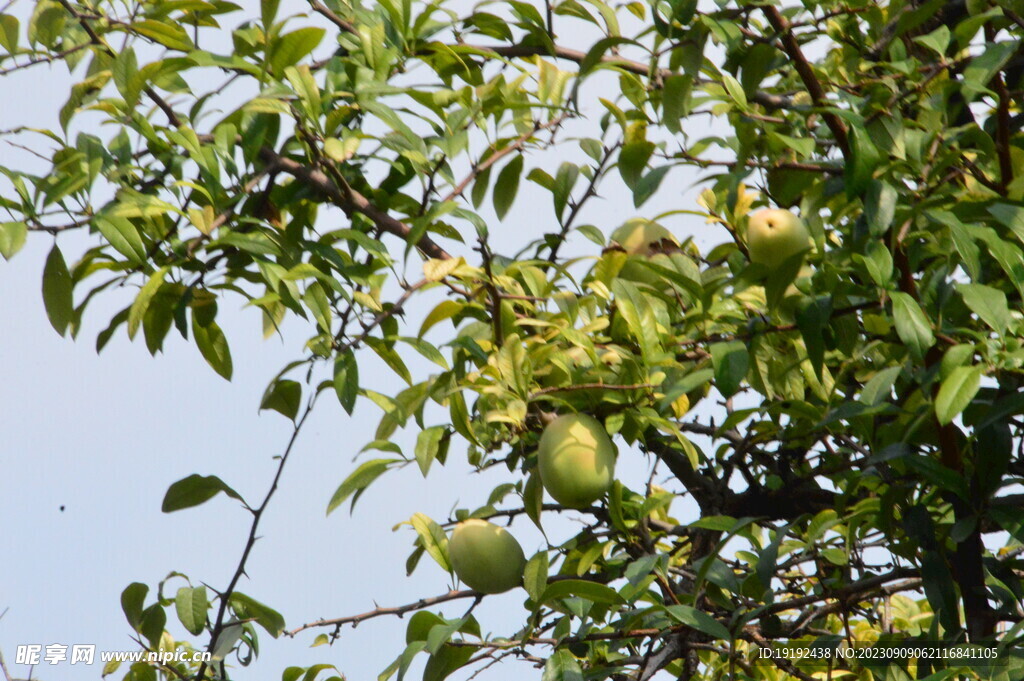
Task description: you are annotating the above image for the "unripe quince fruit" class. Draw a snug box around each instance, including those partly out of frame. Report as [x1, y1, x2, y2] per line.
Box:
[538, 414, 617, 508]
[448, 519, 526, 594]
[746, 208, 811, 267]
[610, 219, 680, 287]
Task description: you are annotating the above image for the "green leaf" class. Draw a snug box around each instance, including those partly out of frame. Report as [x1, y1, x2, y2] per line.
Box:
[410, 512, 451, 573]
[846, 124, 880, 196]
[406, 611, 445, 644]
[327, 459, 398, 514]
[419, 300, 463, 337]
[175, 586, 208, 636]
[552, 162, 579, 221]
[423, 644, 473, 681]
[662, 75, 692, 135]
[365, 336, 412, 384]
[864, 180, 897, 236]
[542, 650, 583, 681]
[890, 292, 934, 360]
[795, 296, 832, 378]
[192, 314, 233, 380]
[230, 592, 285, 637]
[931, 211, 984, 281]
[618, 140, 654, 190]
[633, 165, 671, 208]
[523, 471, 544, 532]
[493, 154, 523, 221]
[710, 341, 748, 398]
[540, 579, 625, 605]
[935, 365, 983, 426]
[958, 283, 1010, 332]
[913, 25, 951, 54]
[132, 19, 195, 51]
[523, 551, 549, 602]
[96, 216, 147, 265]
[260, 379, 302, 420]
[139, 604, 166, 648]
[162, 474, 244, 512]
[0, 14, 19, 52]
[0, 221, 27, 259]
[665, 604, 731, 641]
[860, 366, 902, 405]
[859, 241, 893, 287]
[261, 0, 281, 26]
[611, 278, 659, 359]
[920, 550, 960, 633]
[121, 583, 149, 630]
[578, 36, 636, 76]
[721, 73, 747, 108]
[42, 244, 73, 336]
[962, 41, 1016, 102]
[414, 426, 447, 476]
[333, 349, 359, 414]
[29, 2, 64, 48]
[988, 202, 1024, 242]
[128, 267, 169, 339]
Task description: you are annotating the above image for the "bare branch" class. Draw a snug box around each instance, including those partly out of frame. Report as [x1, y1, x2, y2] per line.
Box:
[287, 589, 479, 636]
[196, 396, 320, 680]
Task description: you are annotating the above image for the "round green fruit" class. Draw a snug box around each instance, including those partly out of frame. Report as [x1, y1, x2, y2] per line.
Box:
[609, 220, 686, 289]
[610, 218, 678, 255]
[448, 519, 526, 594]
[538, 414, 617, 508]
[746, 209, 811, 267]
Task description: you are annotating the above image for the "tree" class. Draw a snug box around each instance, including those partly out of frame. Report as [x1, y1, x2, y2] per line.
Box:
[2, 0, 1024, 679]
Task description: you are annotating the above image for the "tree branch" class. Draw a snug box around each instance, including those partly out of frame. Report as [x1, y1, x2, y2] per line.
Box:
[259, 149, 452, 260]
[762, 6, 850, 159]
[55, 0, 182, 128]
[287, 589, 479, 636]
[442, 114, 568, 205]
[195, 397, 319, 681]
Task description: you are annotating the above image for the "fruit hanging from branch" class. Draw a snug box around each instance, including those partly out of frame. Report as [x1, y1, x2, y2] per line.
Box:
[447, 519, 527, 594]
[745, 208, 811, 268]
[538, 414, 617, 509]
[609, 218, 683, 288]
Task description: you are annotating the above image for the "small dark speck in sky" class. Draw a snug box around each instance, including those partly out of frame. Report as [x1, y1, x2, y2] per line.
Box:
[59, 505, 65, 512]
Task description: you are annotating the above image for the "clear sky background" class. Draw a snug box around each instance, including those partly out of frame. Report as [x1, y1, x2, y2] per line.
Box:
[0, 2, 728, 680]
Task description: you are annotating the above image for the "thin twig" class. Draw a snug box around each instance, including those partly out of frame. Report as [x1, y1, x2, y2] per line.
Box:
[195, 396, 320, 680]
[287, 589, 479, 636]
[55, 0, 181, 127]
[529, 382, 654, 400]
[546, 141, 618, 262]
[442, 115, 569, 205]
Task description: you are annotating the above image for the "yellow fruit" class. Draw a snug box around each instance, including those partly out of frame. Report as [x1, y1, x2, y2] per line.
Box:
[448, 519, 526, 594]
[746, 208, 811, 267]
[538, 414, 617, 508]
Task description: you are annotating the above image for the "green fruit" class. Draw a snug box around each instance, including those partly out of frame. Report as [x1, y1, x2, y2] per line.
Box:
[610, 218, 678, 255]
[611, 219, 680, 288]
[538, 414, 617, 508]
[746, 208, 811, 267]
[448, 519, 526, 594]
